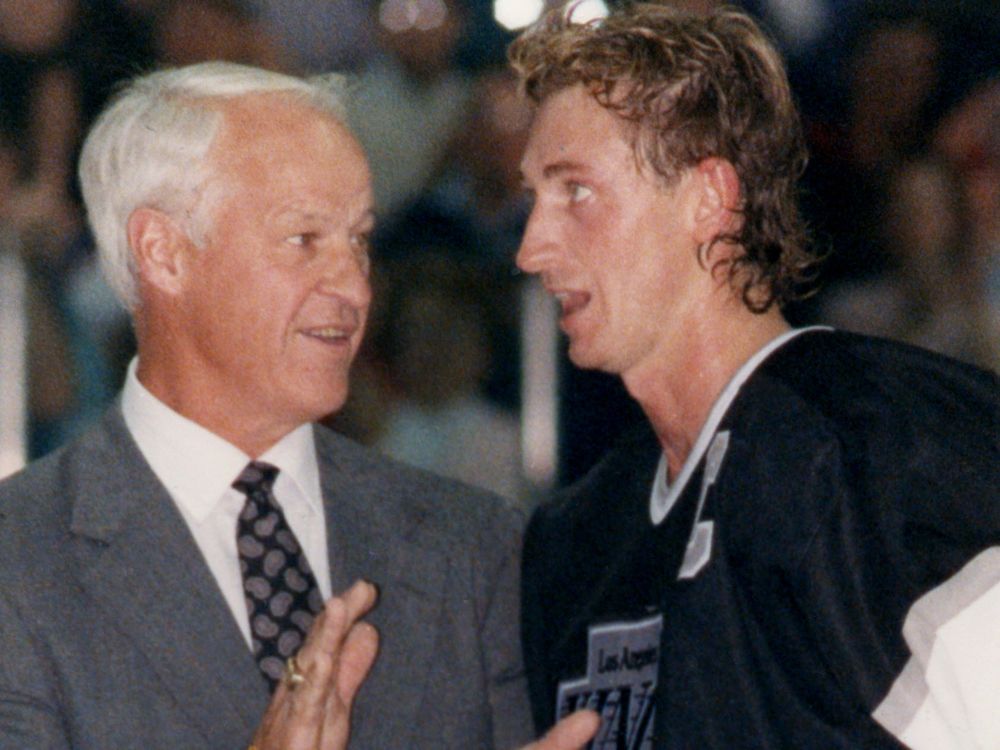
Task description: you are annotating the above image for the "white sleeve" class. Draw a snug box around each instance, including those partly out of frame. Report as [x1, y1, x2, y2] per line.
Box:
[872, 546, 1000, 750]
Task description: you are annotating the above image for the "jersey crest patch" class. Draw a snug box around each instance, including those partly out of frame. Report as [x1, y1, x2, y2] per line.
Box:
[556, 614, 662, 749]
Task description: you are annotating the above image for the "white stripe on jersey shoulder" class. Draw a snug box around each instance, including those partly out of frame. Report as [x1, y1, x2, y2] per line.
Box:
[648, 326, 831, 525]
[873, 546, 1000, 749]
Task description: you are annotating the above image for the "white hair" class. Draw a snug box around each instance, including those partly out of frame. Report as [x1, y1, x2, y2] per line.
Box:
[78, 61, 349, 310]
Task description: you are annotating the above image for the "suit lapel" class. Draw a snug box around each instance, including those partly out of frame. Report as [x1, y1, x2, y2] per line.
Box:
[68, 410, 269, 746]
[316, 430, 446, 743]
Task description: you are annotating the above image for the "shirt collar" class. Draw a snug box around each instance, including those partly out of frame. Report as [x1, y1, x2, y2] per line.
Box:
[120, 358, 321, 522]
[258, 420, 322, 517]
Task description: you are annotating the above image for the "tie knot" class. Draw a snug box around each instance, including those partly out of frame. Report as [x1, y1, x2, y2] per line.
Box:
[232, 461, 280, 496]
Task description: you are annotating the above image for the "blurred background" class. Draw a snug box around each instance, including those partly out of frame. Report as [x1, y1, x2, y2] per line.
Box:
[1, 0, 998, 508]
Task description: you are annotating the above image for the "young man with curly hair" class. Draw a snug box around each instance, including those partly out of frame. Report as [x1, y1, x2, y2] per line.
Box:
[510, 4, 999, 748]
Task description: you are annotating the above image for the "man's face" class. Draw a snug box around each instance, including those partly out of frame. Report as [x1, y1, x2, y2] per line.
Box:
[517, 85, 707, 378]
[168, 94, 374, 447]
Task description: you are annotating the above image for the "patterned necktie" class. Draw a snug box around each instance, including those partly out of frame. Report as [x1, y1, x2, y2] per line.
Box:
[232, 461, 324, 692]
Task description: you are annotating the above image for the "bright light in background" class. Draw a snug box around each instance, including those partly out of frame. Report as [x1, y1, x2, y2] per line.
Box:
[379, 0, 448, 33]
[493, 0, 545, 31]
[568, 0, 609, 25]
[494, 0, 609, 30]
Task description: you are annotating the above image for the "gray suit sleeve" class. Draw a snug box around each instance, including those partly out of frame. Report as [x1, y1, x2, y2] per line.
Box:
[0, 592, 71, 750]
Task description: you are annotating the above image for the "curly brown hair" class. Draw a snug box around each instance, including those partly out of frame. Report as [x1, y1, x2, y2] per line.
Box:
[509, 2, 818, 311]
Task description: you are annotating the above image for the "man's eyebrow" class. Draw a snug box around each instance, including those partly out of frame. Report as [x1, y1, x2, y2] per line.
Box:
[273, 207, 376, 226]
[542, 160, 589, 179]
[520, 160, 590, 186]
[274, 208, 328, 223]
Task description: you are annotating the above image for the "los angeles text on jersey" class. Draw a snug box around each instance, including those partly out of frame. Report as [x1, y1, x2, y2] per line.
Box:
[556, 614, 662, 750]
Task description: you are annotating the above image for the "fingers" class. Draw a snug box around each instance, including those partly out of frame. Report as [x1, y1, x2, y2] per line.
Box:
[336, 621, 379, 705]
[340, 579, 379, 625]
[251, 581, 380, 750]
[314, 582, 379, 750]
[286, 651, 334, 723]
[523, 711, 600, 750]
[298, 580, 378, 672]
[251, 653, 334, 750]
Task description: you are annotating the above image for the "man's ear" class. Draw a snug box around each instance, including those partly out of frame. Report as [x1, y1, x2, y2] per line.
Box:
[127, 207, 192, 297]
[691, 157, 741, 246]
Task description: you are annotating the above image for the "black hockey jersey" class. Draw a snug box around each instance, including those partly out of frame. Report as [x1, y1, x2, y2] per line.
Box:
[521, 330, 1000, 749]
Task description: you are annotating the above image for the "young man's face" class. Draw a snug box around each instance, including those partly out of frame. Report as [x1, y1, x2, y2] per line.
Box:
[517, 85, 709, 378]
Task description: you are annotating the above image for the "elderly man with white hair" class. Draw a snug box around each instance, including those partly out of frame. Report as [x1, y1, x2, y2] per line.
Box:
[0, 62, 598, 750]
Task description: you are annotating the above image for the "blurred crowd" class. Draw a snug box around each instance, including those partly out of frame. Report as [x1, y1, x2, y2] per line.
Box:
[1, 0, 998, 505]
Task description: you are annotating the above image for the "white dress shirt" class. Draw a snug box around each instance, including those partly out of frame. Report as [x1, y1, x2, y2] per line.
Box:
[120, 359, 333, 647]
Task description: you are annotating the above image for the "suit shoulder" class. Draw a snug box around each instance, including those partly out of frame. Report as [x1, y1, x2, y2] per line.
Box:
[0, 440, 76, 526]
[0, 408, 133, 522]
[313, 424, 524, 543]
[0, 439, 85, 581]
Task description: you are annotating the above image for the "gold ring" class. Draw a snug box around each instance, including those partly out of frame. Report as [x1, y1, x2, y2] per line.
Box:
[283, 655, 306, 689]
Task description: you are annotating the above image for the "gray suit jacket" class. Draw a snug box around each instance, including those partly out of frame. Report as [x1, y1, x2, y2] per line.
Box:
[0, 407, 532, 749]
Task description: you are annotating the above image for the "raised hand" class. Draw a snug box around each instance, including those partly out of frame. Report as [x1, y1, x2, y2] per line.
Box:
[250, 580, 380, 750]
